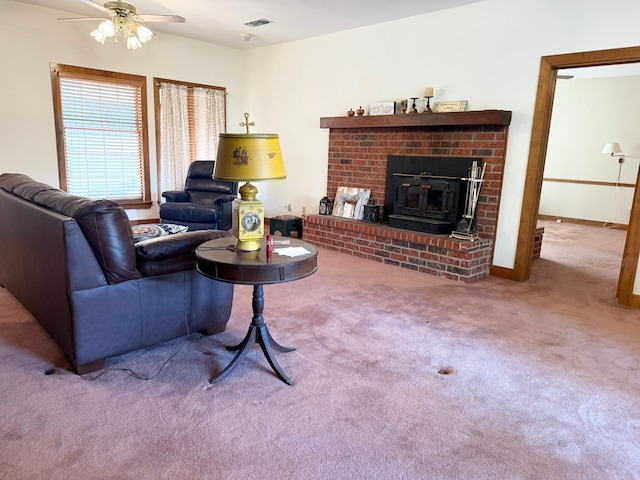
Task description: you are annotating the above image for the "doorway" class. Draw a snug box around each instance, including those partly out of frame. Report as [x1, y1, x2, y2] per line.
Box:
[513, 46, 640, 308]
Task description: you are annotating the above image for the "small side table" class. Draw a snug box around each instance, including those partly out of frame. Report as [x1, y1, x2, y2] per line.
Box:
[196, 237, 318, 385]
[270, 215, 302, 238]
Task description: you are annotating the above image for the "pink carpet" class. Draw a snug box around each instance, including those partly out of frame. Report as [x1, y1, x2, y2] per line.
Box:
[1, 220, 639, 479]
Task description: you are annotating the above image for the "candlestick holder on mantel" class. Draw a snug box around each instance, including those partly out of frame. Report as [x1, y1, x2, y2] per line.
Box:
[422, 87, 434, 113]
[409, 97, 419, 113]
[423, 96, 433, 113]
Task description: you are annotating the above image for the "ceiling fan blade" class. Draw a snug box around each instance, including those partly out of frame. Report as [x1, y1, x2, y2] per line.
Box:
[58, 17, 105, 21]
[80, 0, 109, 13]
[137, 14, 186, 23]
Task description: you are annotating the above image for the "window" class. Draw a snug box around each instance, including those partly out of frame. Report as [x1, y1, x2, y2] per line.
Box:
[153, 78, 226, 196]
[50, 63, 151, 208]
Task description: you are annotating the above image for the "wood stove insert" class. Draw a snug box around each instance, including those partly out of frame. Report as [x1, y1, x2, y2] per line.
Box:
[384, 155, 483, 235]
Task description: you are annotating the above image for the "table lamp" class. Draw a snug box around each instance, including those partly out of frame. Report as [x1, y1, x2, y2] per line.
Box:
[214, 113, 286, 251]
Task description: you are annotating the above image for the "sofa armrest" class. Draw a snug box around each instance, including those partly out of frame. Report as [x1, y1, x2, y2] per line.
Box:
[214, 195, 237, 231]
[162, 190, 190, 203]
[214, 194, 239, 205]
[136, 230, 230, 261]
[136, 229, 231, 277]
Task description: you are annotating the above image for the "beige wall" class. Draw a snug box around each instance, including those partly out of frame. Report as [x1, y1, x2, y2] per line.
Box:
[240, 0, 640, 270]
[541, 75, 640, 224]
[0, 0, 247, 221]
[2, 0, 640, 273]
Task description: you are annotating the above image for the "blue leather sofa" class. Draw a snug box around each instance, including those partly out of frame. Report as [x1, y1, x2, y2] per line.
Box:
[0, 173, 234, 374]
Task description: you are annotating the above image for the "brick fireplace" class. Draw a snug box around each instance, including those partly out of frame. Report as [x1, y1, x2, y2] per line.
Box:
[303, 110, 511, 282]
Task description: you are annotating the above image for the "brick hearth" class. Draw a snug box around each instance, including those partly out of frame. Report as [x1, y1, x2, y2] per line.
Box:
[304, 111, 511, 283]
[304, 214, 493, 282]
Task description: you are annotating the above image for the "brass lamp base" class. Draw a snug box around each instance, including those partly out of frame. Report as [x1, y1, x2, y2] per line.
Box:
[233, 182, 265, 251]
[233, 238, 262, 252]
[239, 182, 258, 201]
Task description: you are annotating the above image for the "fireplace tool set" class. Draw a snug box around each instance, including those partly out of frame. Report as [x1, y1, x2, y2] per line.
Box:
[451, 160, 486, 241]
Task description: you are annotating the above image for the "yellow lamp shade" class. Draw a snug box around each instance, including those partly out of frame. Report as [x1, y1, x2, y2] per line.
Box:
[214, 133, 286, 182]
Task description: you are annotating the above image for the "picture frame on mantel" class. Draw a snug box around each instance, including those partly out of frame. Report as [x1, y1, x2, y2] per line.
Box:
[333, 186, 371, 220]
[432, 100, 468, 113]
[369, 101, 396, 116]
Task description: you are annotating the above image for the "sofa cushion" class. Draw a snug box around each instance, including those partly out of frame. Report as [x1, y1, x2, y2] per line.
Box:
[33, 189, 95, 217]
[188, 191, 219, 205]
[12, 180, 63, 201]
[0, 173, 44, 193]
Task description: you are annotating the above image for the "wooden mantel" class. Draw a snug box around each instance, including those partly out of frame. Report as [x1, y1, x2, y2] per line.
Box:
[320, 110, 512, 129]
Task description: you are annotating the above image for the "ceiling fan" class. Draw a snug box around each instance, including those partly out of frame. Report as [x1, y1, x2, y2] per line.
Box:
[58, 0, 185, 50]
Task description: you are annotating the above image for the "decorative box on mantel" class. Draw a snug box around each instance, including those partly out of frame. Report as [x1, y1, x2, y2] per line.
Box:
[310, 109, 512, 282]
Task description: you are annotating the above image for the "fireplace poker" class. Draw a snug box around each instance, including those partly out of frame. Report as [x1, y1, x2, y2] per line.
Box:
[463, 163, 474, 218]
[466, 161, 480, 218]
[468, 162, 486, 223]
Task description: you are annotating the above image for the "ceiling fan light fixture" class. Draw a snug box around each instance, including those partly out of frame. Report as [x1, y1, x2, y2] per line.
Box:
[90, 16, 153, 48]
[126, 32, 142, 50]
[135, 24, 154, 43]
[63, 0, 183, 49]
[90, 19, 116, 44]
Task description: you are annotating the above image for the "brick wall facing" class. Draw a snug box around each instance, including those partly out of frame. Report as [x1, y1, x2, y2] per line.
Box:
[532, 226, 544, 260]
[326, 125, 508, 238]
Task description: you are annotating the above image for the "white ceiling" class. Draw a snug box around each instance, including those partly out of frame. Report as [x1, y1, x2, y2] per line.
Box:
[15, 0, 484, 50]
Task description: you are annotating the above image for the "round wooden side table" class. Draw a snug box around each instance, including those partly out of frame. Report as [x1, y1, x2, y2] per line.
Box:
[196, 237, 318, 385]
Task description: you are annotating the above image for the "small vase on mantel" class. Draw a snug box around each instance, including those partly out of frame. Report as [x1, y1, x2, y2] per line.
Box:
[356, 106, 365, 116]
[347, 108, 355, 117]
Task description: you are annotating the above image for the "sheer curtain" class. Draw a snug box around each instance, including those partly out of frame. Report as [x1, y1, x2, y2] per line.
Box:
[193, 87, 225, 160]
[159, 82, 190, 193]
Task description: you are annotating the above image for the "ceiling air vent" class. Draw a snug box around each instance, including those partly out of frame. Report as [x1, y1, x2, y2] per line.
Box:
[244, 18, 273, 28]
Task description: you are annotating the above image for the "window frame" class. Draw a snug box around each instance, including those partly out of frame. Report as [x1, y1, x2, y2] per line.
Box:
[50, 63, 152, 209]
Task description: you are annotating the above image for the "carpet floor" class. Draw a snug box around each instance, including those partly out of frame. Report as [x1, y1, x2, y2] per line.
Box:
[1, 220, 639, 479]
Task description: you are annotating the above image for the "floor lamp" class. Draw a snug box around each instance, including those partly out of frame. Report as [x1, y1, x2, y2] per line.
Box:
[601, 142, 626, 228]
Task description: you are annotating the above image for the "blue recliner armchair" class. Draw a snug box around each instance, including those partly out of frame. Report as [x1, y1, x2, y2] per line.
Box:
[160, 161, 238, 231]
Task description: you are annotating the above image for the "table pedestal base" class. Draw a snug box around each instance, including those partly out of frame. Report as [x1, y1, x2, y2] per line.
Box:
[210, 284, 295, 385]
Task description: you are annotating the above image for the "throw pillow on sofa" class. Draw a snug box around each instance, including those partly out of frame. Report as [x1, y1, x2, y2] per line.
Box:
[132, 223, 189, 244]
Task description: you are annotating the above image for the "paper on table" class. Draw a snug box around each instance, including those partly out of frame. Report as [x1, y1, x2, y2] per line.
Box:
[274, 247, 310, 257]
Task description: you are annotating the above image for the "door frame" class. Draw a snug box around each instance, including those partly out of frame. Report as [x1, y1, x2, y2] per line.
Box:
[512, 46, 640, 308]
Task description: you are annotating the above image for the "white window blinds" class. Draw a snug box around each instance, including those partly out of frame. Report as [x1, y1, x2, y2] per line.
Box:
[58, 74, 145, 201]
